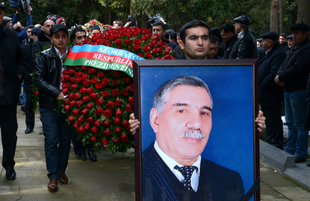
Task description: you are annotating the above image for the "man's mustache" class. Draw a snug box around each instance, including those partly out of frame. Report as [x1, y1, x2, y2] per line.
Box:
[182, 129, 205, 140]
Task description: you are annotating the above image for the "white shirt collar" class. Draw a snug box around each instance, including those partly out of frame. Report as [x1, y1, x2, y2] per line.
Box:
[154, 141, 201, 192]
[238, 30, 244, 37]
[53, 46, 68, 59]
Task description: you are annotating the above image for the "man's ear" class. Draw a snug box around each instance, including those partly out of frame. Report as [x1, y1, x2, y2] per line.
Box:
[150, 108, 160, 133]
[178, 40, 185, 50]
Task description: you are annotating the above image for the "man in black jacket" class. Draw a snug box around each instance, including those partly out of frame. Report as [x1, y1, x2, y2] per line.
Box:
[229, 16, 257, 59]
[259, 31, 286, 150]
[0, 2, 25, 181]
[32, 19, 54, 61]
[279, 33, 289, 51]
[275, 23, 310, 163]
[34, 24, 72, 191]
[220, 23, 238, 59]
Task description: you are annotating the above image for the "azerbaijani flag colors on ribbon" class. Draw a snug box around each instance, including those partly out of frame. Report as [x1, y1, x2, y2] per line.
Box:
[64, 44, 145, 78]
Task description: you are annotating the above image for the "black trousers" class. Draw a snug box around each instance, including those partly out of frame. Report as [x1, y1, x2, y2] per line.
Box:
[25, 91, 35, 129]
[71, 131, 93, 155]
[261, 105, 284, 149]
[0, 105, 18, 169]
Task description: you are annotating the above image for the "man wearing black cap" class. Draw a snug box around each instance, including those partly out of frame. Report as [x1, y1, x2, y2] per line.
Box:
[0, 2, 25, 181]
[229, 15, 257, 59]
[3, 16, 12, 28]
[286, 34, 294, 54]
[90, 25, 100, 37]
[279, 33, 289, 51]
[275, 23, 310, 163]
[34, 23, 72, 191]
[259, 31, 286, 150]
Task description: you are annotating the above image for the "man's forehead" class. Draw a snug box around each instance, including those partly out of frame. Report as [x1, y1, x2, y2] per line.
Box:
[185, 26, 209, 37]
[153, 25, 162, 30]
[44, 20, 54, 26]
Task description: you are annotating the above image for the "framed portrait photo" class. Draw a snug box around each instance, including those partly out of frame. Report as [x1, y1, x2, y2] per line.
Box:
[133, 59, 260, 201]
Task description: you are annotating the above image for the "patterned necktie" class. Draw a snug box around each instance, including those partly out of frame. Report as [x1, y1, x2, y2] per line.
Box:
[174, 165, 198, 191]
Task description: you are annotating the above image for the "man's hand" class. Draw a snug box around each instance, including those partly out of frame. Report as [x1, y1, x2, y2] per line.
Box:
[274, 75, 285, 86]
[129, 113, 140, 135]
[255, 110, 265, 132]
[57, 91, 64, 99]
[17, 74, 22, 80]
[124, 22, 131, 27]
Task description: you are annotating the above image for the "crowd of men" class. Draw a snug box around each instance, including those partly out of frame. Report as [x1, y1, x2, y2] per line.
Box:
[0, 0, 309, 194]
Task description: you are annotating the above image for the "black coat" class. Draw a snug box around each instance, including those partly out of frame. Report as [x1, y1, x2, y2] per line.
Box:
[280, 41, 289, 52]
[21, 40, 36, 93]
[259, 43, 286, 106]
[223, 34, 238, 59]
[34, 46, 62, 111]
[0, 24, 25, 105]
[32, 31, 51, 61]
[229, 29, 257, 59]
[277, 39, 310, 92]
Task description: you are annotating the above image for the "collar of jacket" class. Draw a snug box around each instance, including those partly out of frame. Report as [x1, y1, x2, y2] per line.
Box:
[49, 45, 60, 58]
[38, 30, 51, 42]
[266, 42, 281, 56]
[295, 38, 309, 50]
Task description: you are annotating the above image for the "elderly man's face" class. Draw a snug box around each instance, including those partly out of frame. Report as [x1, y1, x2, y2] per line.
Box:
[293, 30, 308, 46]
[150, 85, 212, 165]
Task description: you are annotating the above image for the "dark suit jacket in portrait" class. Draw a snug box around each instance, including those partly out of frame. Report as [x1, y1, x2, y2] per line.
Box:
[142, 143, 245, 201]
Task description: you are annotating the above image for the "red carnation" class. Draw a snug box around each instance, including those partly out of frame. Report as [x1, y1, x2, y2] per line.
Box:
[115, 127, 121, 134]
[77, 126, 85, 134]
[68, 69, 75, 75]
[63, 70, 68, 75]
[115, 109, 122, 117]
[133, 44, 141, 51]
[124, 39, 130, 46]
[122, 120, 129, 128]
[134, 38, 141, 45]
[115, 39, 122, 46]
[64, 99, 69, 105]
[94, 120, 101, 127]
[95, 83, 103, 90]
[86, 87, 93, 94]
[63, 75, 70, 81]
[70, 77, 76, 83]
[82, 74, 89, 79]
[97, 72, 104, 78]
[81, 109, 89, 115]
[77, 77, 83, 83]
[83, 79, 90, 87]
[145, 52, 152, 59]
[76, 101, 83, 107]
[113, 71, 120, 77]
[73, 121, 79, 128]
[91, 127, 98, 135]
[72, 109, 79, 116]
[67, 116, 74, 123]
[129, 97, 134, 105]
[91, 78, 98, 84]
[122, 88, 129, 96]
[62, 88, 68, 95]
[112, 89, 119, 97]
[86, 117, 93, 124]
[71, 84, 78, 90]
[81, 66, 88, 71]
[34, 91, 39, 96]
[70, 100, 76, 107]
[142, 45, 150, 52]
[124, 77, 131, 83]
[125, 105, 132, 112]
[96, 98, 103, 105]
[103, 120, 110, 127]
[75, 72, 82, 77]
[112, 79, 118, 85]
[120, 134, 128, 142]
[95, 107, 104, 115]
[80, 87, 86, 94]
[77, 116, 84, 123]
[86, 103, 93, 110]
[102, 78, 109, 86]
[90, 92, 98, 100]
[68, 93, 74, 100]
[91, 21, 96, 25]
[82, 96, 89, 103]
[104, 110, 112, 118]
[114, 117, 121, 125]
[101, 139, 108, 146]
[84, 123, 90, 130]
[103, 129, 110, 137]
[115, 99, 121, 106]
[129, 84, 133, 91]
[64, 105, 70, 111]
[106, 101, 114, 109]
[74, 93, 80, 100]
[88, 68, 96, 74]
[113, 138, 119, 144]
[102, 91, 109, 97]
[90, 136, 96, 142]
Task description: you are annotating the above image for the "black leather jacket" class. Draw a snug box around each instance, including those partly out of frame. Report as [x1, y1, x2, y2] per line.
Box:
[229, 29, 257, 59]
[34, 46, 62, 111]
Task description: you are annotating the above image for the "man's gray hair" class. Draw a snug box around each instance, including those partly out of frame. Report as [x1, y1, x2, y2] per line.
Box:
[153, 75, 213, 113]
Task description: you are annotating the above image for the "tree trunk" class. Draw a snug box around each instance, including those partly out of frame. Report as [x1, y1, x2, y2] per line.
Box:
[270, 0, 279, 32]
[296, 0, 310, 25]
[279, 0, 283, 34]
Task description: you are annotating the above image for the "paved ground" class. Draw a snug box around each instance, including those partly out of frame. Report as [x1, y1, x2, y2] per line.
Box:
[0, 106, 310, 200]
